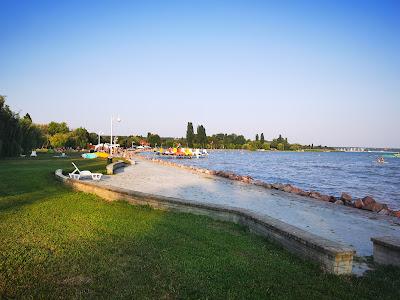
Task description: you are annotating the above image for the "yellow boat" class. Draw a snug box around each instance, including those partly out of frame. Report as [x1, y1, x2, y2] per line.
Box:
[95, 152, 109, 158]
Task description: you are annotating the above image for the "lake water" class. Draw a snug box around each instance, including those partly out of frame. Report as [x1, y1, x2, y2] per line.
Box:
[142, 150, 400, 210]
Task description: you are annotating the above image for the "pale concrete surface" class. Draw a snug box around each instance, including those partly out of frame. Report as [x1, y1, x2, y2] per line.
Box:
[98, 158, 400, 257]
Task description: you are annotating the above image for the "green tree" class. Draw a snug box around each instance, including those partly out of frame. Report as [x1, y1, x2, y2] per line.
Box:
[0, 95, 23, 157]
[196, 125, 207, 147]
[147, 133, 161, 147]
[130, 135, 142, 147]
[290, 144, 301, 151]
[48, 121, 69, 135]
[72, 127, 90, 148]
[20, 114, 34, 154]
[89, 132, 99, 145]
[186, 122, 194, 147]
[19, 114, 45, 154]
[263, 143, 271, 150]
[24, 113, 32, 122]
[271, 134, 289, 149]
[65, 133, 77, 148]
[255, 134, 259, 142]
[277, 134, 284, 144]
[277, 143, 285, 151]
[243, 142, 257, 151]
[49, 133, 70, 148]
[260, 133, 265, 144]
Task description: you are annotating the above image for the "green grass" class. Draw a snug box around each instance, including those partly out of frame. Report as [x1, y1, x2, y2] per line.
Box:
[0, 153, 399, 299]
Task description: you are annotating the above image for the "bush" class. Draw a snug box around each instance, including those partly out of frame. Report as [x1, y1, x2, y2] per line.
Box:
[263, 143, 271, 150]
[243, 143, 257, 151]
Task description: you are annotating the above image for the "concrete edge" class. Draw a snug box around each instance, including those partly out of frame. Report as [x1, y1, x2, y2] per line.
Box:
[55, 169, 69, 182]
[106, 160, 127, 175]
[55, 168, 356, 274]
[371, 236, 400, 267]
[371, 236, 400, 251]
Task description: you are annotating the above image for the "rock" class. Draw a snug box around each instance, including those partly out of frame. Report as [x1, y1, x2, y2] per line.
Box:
[329, 196, 338, 203]
[341, 192, 352, 203]
[320, 195, 331, 202]
[362, 196, 375, 206]
[363, 201, 387, 213]
[309, 191, 322, 199]
[218, 171, 231, 178]
[271, 183, 284, 190]
[363, 202, 380, 212]
[344, 201, 354, 207]
[262, 183, 272, 189]
[290, 186, 303, 194]
[253, 180, 264, 186]
[362, 204, 373, 211]
[354, 199, 364, 209]
[389, 210, 400, 218]
[298, 190, 310, 197]
[371, 202, 385, 212]
[228, 174, 239, 180]
[334, 200, 344, 205]
[282, 184, 293, 193]
[378, 209, 390, 216]
[241, 176, 253, 183]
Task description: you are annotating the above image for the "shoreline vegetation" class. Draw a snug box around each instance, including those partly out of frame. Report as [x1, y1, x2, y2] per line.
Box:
[2, 96, 397, 158]
[1, 153, 400, 298]
[1, 96, 336, 159]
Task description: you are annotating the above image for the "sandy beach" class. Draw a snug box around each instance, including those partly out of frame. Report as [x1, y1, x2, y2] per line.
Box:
[98, 157, 400, 257]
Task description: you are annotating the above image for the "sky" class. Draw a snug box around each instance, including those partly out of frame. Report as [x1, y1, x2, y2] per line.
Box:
[1, 0, 399, 147]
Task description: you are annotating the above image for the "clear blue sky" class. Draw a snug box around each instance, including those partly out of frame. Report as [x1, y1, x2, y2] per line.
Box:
[1, 0, 399, 147]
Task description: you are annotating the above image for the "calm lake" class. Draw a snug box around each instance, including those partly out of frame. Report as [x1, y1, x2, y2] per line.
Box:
[143, 150, 400, 210]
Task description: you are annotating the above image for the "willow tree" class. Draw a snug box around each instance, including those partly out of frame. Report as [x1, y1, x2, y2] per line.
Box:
[20, 113, 45, 154]
[0, 95, 22, 157]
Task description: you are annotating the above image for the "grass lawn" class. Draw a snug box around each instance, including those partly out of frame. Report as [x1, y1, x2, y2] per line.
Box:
[0, 153, 399, 299]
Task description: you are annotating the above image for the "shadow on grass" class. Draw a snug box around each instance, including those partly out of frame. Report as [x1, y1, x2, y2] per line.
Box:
[0, 154, 107, 211]
[0, 189, 67, 212]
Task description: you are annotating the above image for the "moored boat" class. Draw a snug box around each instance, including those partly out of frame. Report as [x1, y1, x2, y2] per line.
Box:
[155, 147, 208, 158]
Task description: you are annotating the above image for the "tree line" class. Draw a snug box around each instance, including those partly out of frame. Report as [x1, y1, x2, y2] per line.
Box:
[116, 125, 333, 151]
[0, 96, 45, 157]
[0, 96, 106, 158]
[1, 96, 332, 158]
[182, 122, 333, 151]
